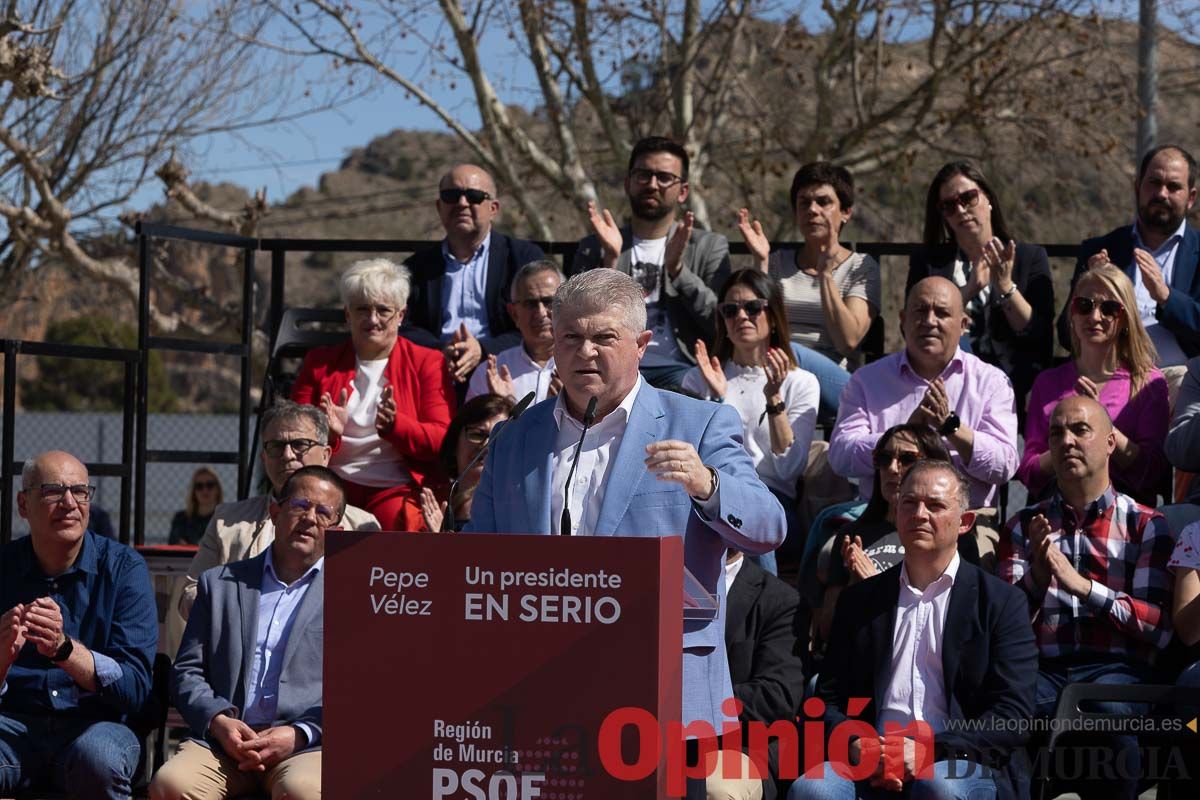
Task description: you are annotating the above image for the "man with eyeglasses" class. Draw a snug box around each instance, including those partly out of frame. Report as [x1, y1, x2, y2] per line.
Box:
[403, 164, 545, 387]
[150, 465, 342, 800]
[466, 259, 564, 403]
[1059, 145, 1200, 390]
[574, 136, 731, 389]
[998, 397, 1173, 800]
[177, 400, 378, 621]
[0, 450, 157, 799]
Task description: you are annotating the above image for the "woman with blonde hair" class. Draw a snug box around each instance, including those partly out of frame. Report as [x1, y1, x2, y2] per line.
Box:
[1018, 263, 1169, 504]
[169, 467, 223, 545]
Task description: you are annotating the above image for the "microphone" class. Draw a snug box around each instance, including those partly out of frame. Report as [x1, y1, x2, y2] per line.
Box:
[442, 391, 536, 532]
[559, 396, 598, 536]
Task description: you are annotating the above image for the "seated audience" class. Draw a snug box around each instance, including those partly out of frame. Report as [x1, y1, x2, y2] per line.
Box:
[1018, 264, 1169, 506]
[738, 162, 881, 419]
[403, 163, 545, 384]
[1170, 520, 1200, 690]
[683, 269, 819, 569]
[907, 161, 1054, 422]
[150, 465, 339, 800]
[815, 425, 952, 647]
[716, 549, 805, 800]
[168, 466, 222, 545]
[576, 136, 730, 389]
[0, 451, 157, 799]
[1163, 354, 1200, 534]
[179, 400, 378, 619]
[420, 393, 514, 532]
[998, 396, 1174, 800]
[1058, 145, 1200, 390]
[466, 259, 563, 403]
[829, 276, 1018, 511]
[789, 461, 1037, 800]
[292, 258, 455, 531]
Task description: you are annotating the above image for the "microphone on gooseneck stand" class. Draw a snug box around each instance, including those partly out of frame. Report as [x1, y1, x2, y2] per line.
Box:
[559, 396, 599, 536]
[442, 391, 536, 532]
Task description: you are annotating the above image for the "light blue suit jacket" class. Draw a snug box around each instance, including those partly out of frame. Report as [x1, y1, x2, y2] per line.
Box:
[171, 551, 324, 749]
[466, 385, 787, 728]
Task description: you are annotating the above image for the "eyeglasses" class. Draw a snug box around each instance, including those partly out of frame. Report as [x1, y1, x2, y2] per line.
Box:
[194, 481, 219, 491]
[938, 188, 981, 217]
[284, 496, 340, 527]
[463, 427, 492, 445]
[25, 483, 95, 505]
[439, 188, 492, 205]
[1071, 296, 1124, 319]
[629, 168, 682, 188]
[263, 439, 321, 458]
[718, 299, 768, 319]
[874, 450, 921, 469]
[349, 304, 399, 323]
[517, 296, 554, 311]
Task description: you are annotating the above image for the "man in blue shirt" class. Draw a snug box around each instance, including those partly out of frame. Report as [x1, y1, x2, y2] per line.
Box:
[150, 465, 338, 800]
[0, 450, 157, 799]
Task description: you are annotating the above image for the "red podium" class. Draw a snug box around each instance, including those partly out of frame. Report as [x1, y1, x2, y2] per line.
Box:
[324, 531, 685, 798]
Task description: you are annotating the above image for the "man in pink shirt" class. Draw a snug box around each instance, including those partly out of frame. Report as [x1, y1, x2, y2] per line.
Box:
[830, 276, 1018, 511]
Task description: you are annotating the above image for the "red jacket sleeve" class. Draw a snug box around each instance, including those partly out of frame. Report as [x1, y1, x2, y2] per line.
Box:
[379, 340, 455, 468]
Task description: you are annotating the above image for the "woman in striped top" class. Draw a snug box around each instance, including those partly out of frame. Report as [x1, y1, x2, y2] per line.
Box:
[738, 162, 881, 421]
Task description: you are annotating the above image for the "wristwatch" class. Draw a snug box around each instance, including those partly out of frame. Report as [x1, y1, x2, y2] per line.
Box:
[765, 400, 787, 416]
[995, 284, 1017, 306]
[50, 636, 74, 663]
[939, 412, 961, 437]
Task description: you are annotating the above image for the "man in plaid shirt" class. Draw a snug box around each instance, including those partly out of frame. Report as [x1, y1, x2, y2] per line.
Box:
[998, 396, 1174, 800]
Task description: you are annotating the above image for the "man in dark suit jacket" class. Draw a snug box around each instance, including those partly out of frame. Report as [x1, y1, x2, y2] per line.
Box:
[788, 461, 1037, 800]
[403, 163, 545, 384]
[1057, 145, 1200, 365]
[149, 465, 342, 800]
[719, 550, 806, 800]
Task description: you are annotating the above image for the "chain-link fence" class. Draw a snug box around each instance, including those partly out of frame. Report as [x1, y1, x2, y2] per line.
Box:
[5, 411, 240, 544]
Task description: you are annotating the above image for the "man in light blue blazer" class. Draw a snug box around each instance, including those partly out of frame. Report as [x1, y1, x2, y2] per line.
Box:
[467, 269, 787, 799]
[150, 466, 340, 800]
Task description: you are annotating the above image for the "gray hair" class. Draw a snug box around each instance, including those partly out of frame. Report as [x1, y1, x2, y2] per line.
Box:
[510, 259, 565, 299]
[261, 400, 330, 446]
[339, 258, 411, 309]
[20, 458, 37, 489]
[552, 269, 647, 334]
[900, 459, 971, 513]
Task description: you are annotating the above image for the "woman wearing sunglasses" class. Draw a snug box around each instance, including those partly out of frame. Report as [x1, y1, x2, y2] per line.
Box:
[813, 424, 953, 647]
[1017, 263, 1168, 504]
[292, 258, 456, 531]
[168, 467, 223, 545]
[738, 162, 880, 420]
[907, 161, 1055, 425]
[420, 393, 514, 532]
[682, 269, 819, 569]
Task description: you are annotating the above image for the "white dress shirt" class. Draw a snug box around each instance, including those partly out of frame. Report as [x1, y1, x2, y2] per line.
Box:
[878, 553, 960, 735]
[465, 344, 556, 403]
[549, 376, 721, 535]
[333, 358, 412, 487]
[1132, 218, 1189, 367]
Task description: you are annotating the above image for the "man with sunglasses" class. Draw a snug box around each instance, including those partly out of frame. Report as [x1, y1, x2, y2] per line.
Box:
[574, 136, 731, 389]
[466, 259, 564, 403]
[403, 164, 545, 387]
[178, 400, 378, 620]
[151, 465, 343, 800]
[0, 450, 157, 799]
[1060, 145, 1200, 381]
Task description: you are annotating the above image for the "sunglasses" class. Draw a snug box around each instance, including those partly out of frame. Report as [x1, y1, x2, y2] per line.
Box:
[263, 438, 321, 458]
[719, 299, 768, 319]
[874, 450, 922, 469]
[25, 483, 95, 505]
[1070, 296, 1124, 319]
[939, 188, 981, 217]
[194, 480, 219, 491]
[439, 188, 492, 205]
[629, 168, 682, 188]
[463, 427, 492, 445]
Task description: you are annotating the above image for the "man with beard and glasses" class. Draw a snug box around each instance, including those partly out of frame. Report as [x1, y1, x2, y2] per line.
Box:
[1058, 145, 1200, 390]
[404, 164, 545, 388]
[573, 136, 731, 389]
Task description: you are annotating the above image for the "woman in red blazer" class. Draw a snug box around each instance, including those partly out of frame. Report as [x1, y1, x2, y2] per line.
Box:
[292, 258, 456, 530]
